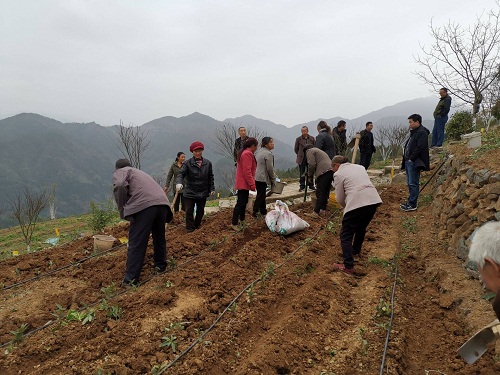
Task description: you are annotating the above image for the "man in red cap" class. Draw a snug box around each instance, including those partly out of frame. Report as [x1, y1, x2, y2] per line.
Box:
[176, 141, 215, 232]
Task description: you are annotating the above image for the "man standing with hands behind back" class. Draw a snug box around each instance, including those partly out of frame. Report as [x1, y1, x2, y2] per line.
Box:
[294, 126, 315, 192]
[432, 88, 452, 148]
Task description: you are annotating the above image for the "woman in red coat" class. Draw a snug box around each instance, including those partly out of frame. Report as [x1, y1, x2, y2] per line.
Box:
[231, 137, 258, 230]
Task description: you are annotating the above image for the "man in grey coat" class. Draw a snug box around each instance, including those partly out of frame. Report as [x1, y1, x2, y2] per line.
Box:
[113, 159, 173, 286]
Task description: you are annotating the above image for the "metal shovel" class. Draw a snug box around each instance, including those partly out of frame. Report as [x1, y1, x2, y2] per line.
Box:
[458, 319, 500, 364]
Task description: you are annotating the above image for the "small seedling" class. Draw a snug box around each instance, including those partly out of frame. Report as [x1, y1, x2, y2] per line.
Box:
[402, 217, 417, 233]
[367, 257, 390, 268]
[106, 305, 122, 320]
[246, 284, 256, 304]
[164, 280, 175, 288]
[228, 302, 237, 315]
[101, 282, 117, 299]
[167, 257, 176, 270]
[11, 323, 28, 345]
[325, 221, 337, 233]
[357, 327, 369, 355]
[160, 334, 177, 352]
[151, 363, 168, 375]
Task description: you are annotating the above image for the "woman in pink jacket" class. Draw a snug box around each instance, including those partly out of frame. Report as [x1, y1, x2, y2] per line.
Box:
[231, 137, 258, 230]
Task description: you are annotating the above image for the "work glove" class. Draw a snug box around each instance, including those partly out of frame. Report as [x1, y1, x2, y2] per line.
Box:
[176, 184, 183, 192]
[210, 191, 215, 197]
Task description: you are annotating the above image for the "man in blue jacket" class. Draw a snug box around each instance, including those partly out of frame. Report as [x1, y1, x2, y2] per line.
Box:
[432, 88, 452, 147]
[400, 114, 430, 212]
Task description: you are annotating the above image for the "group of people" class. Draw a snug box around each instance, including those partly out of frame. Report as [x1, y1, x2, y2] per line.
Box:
[110, 88, 453, 283]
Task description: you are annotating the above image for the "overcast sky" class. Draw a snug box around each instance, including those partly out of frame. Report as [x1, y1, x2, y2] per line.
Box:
[1, 0, 497, 127]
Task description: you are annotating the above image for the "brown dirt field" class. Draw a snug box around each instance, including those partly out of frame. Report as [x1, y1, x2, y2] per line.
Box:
[0, 184, 499, 374]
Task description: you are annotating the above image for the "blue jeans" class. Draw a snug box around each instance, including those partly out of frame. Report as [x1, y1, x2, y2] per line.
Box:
[405, 160, 421, 207]
[432, 116, 448, 147]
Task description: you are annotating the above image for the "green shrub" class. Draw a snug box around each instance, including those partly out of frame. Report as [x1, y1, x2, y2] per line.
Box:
[446, 111, 474, 141]
[88, 201, 117, 233]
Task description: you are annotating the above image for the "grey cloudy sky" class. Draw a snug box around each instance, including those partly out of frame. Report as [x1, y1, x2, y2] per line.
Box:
[1, 0, 497, 127]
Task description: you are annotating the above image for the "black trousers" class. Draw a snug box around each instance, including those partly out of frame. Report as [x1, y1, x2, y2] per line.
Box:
[299, 162, 315, 189]
[359, 152, 373, 170]
[232, 189, 249, 225]
[184, 197, 206, 230]
[124, 205, 168, 284]
[253, 181, 267, 215]
[314, 171, 333, 213]
[340, 204, 378, 269]
[172, 192, 184, 213]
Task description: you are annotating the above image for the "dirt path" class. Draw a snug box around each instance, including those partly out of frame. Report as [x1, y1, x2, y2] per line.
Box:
[0, 184, 498, 374]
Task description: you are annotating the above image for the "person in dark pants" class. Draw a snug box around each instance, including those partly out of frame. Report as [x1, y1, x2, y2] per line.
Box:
[359, 122, 376, 169]
[233, 126, 248, 164]
[112, 159, 173, 286]
[253, 137, 276, 217]
[303, 145, 334, 215]
[331, 156, 382, 275]
[294, 126, 315, 192]
[176, 141, 215, 232]
[315, 120, 336, 159]
[165, 152, 186, 212]
[400, 114, 430, 212]
[431, 88, 452, 147]
[232, 138, 258, 230]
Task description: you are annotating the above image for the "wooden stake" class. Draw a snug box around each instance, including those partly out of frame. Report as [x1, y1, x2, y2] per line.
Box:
[351, 133, 361, 164]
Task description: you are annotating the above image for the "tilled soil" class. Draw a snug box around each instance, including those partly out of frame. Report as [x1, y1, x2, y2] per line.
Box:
[0, 184, 498, 374]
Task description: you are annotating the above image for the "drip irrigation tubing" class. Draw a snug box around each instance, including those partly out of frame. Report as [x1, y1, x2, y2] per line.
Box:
[0, 215, 243, 349]
[419, 157, 447, 194]
[379, 259, 399, 375]
[158, 211, 336, 373]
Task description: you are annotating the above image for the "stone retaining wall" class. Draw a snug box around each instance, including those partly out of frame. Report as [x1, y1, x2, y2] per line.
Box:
[431, 155, 500, 268]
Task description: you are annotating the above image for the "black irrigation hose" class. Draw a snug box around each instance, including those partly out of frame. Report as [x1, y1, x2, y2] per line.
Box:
[379, 259, 399, 375]
[159, 211, 335, 373]
[0, 215, 240, 349]
[419, 157, 447, 194]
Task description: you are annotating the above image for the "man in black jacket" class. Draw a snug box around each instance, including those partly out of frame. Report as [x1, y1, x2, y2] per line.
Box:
[332, 120, 347, 156]
[176, 141, 215, 232]
[400, 114, 430, 212]
[233, 127, 248, 164]
[359, 122, 376, 169]
[432, 88, 452, 147]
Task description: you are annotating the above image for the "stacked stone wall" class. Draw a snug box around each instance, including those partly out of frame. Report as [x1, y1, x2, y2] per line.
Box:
[431, 155, 500, 266]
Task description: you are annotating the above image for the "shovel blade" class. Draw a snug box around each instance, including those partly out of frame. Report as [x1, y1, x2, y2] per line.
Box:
[458, 327, 496, 364]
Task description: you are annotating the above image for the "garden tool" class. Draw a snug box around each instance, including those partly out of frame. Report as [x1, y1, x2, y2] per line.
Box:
[350, 133, 361, 164]
[171, 191, 179, 216]
[458, 319, 500, 364]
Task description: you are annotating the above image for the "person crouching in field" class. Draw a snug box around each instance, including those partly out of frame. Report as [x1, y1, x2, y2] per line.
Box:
[331, 155, 382, 275]
[253, 137, 276, 218]
[112, 159, 173, 286]
[176, 141, 215, 233]
[232, 137, 258, 230]
[303, 144, 334, 216]
[468, 221, 500, 320]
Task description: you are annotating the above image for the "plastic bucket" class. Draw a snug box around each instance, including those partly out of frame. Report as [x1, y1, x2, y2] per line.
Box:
[93, 235, 116, 252]
[271, 181, 286, 194]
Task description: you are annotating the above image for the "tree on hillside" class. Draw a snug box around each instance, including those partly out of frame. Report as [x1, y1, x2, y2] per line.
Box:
[7, 186, 48, 253]
[115, 121, 150, 169]
[209, 122, 266, 161]
[373, 124, 409, 162]
[415, 3, 500, 121]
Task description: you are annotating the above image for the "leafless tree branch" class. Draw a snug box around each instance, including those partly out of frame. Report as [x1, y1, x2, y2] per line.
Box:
[114, 121, 151, 169]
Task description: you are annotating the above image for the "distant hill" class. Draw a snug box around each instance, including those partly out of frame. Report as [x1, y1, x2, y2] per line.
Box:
[0, 96, 445, 228]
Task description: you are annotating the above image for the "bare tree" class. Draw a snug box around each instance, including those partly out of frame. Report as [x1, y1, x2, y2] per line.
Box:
[8, 186, 48, 252]
[218, 165, 237, 194]
[209, 122, 266, 161]
[415, 4, 500, 120]
[115, 121, 151, 169]
[373, 124, 409, 162]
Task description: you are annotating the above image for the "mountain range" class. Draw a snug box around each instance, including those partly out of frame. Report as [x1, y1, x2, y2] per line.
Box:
[0, 95, 445, 228]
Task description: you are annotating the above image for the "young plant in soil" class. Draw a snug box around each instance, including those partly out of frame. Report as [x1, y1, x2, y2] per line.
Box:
[100, 282, 117, 299]
[160, 334, 178, 353]
[246, 283, 256, 304]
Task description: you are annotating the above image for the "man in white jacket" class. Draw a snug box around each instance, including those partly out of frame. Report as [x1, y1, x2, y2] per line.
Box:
[331, 155, 382, 275]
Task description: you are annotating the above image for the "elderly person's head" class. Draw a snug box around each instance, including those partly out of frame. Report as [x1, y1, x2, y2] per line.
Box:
[468, 221, 500, 292]
[331, 155, 348, 172]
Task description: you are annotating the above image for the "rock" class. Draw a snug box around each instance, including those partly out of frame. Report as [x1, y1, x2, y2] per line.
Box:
[474, 169, 491, 187]
[454, 213, 469, 227]
[483, 182, 500, 196]
[448, 203, 464, 218]
[391, 173, 406, 184]
[496, 212, 500, 221]
[469, 188, 484, 201]
[465, 168, 475, 183]
[439, 294, 456, 309]
[456, 238, 469, 260]
[438, 230, 448, 240]
[478, 210, 496, 222]
[489, 173, 500, 184]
